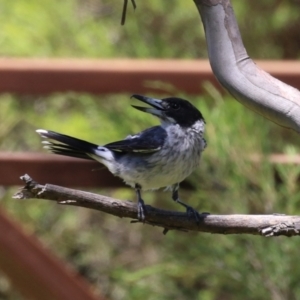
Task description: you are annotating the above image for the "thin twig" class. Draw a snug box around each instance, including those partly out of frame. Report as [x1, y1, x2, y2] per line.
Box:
[121, 0, 137, 25]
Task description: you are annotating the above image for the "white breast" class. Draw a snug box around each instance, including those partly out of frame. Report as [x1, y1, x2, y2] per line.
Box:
[117, 120, 206, 190]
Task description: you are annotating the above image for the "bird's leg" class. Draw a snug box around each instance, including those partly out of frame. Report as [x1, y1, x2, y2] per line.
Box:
[171, 183, 201, 223]
[135, 184, 146, 221]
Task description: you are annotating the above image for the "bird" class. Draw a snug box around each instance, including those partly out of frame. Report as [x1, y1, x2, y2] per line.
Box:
[36, 94, 207, 221]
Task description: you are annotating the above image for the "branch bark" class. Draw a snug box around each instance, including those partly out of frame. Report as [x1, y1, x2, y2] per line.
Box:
[194, 0, 300, 132]
[13, 174, 300, 237]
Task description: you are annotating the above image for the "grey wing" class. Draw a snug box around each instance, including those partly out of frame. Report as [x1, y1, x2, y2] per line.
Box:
[104, 126, 167, 153]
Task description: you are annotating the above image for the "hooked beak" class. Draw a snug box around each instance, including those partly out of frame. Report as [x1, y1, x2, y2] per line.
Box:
[131, 94, 165, 117]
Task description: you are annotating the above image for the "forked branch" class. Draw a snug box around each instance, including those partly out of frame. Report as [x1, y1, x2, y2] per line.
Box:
[13, 175, 300, 237]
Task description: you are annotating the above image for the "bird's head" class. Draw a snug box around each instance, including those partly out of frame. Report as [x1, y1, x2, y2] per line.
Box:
[131, 94, 205, 128]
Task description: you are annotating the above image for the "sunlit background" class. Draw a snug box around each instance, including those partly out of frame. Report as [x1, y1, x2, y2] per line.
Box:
[1, 0, 300, 299]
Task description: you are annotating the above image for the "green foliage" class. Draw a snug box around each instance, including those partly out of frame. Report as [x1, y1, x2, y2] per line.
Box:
[1, 0, 300, 58]
[1, 0, 300, 299]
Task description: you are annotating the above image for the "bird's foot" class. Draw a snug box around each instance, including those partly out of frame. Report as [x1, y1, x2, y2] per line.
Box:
[185, 206, 210, 224]
[137, 198, 146, 221]
[186, 206, 201, 224]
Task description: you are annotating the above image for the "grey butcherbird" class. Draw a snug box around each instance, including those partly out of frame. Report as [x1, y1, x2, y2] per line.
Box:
[36, 94, 207, 221]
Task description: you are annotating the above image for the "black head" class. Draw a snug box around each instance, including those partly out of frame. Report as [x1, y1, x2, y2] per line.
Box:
[160, 97, 205, 127]
[131, 94, 205, 128]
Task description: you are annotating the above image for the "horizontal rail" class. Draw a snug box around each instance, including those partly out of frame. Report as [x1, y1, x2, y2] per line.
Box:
[1, 152, 300, 187]
[0, 58, 300, 95]
[0, 152, 124, 187]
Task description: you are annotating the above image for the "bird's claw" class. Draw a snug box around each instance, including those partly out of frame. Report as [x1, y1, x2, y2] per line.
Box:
[186, 206, 201, 224]
[137, 199, 146, 221]
[186, 207, 209, 224]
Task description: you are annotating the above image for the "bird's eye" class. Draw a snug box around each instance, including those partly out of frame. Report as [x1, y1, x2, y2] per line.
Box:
[170, 102, 180, 110]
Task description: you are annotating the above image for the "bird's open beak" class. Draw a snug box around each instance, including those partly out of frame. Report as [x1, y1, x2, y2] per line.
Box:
[131, 94, 165, 117]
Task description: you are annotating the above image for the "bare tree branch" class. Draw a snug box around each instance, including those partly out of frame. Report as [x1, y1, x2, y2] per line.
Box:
[13, 174, 300, 237]
[194, 0, 300, 132]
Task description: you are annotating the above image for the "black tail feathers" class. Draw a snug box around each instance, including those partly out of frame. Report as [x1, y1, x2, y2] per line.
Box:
[36, 129, 98, 160]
